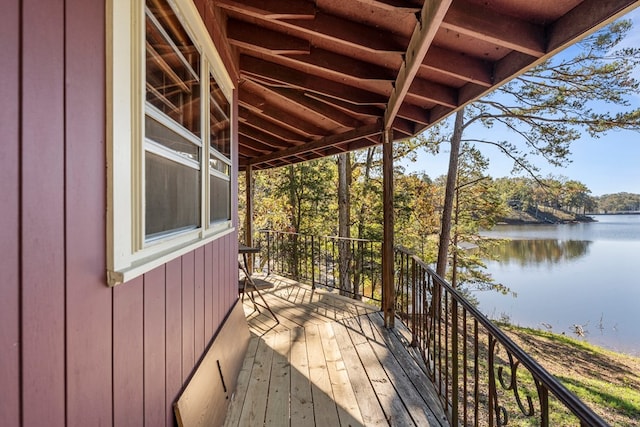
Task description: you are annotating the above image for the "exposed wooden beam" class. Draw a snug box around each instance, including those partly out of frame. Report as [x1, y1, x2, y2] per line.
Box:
[238, 106, 307, 143]
[356, 0, 423, 12]
[267, 87, 366, 128]
[421, 45, 492, 87]
[396, 103, 430, 126]
[249, 122, 383, 166]
[407, 77, 458, 108]
[227, 19, 310, 55]
[283, 11, 406, 53]
[382, 129, 395, 328]
[441, 0, 545, 58]
[305, 93, 384, 119]
[547, 0, 639, 53]
[384, 0, 452, 129]
[239, 125, 292, 149]
[283, 48, 396, 81]
[241, 55, 389, 106]
[215, 0, 316, 20]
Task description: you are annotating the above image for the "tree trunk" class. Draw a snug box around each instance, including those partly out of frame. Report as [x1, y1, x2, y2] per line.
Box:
[436, 108, 464, 278]
[337, 153, 352, 297]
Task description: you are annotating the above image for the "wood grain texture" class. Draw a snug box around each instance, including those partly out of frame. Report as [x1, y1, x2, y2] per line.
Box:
[21, 0, 66, 424]
[226, 276, 449, 427]
[0, 0, 20, 424]
[174, 301, 250, 427]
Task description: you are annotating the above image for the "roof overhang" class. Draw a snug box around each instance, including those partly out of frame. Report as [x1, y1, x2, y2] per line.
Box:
[207, 0, 640, 170]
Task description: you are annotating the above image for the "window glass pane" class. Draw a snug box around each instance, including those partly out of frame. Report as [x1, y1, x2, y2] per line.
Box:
[146, 0, 200, 136]
[209, 156, 229, 175]
[210, 174, 230, 223]
[210, 74, 230, 158]
[146, 151, 201, 238]
[146, 115, 199, 162]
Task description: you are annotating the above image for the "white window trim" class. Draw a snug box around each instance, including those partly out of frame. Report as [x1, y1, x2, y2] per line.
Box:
[106, 0, 235, 287]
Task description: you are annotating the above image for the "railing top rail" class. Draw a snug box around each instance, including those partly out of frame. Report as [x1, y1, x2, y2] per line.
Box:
[258, 229, 381, 244]
[393, 245, 608, 426]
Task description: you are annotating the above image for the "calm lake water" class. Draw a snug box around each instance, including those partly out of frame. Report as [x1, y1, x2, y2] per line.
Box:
[478, 214, 640, 356]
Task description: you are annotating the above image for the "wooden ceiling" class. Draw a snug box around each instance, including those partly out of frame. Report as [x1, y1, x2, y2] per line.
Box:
[209, 0, 639, 170]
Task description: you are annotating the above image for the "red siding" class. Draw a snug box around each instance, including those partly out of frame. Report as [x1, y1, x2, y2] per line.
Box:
[181, 252, 196, 381]
[2, 0, 241, 425]
[144, 266, 167, 427]
[165, 258, 184, 426]
[195, 247, 206, 357]
[64, 0, 113, 425]
[0, 0, 20, 425]
[21, 1, 66, 425]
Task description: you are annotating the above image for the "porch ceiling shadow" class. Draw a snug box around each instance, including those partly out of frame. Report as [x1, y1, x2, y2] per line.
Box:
[212, 0, 640, 170]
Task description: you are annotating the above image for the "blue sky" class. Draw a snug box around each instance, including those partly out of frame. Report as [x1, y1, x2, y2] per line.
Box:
[404, 8, 640, 197]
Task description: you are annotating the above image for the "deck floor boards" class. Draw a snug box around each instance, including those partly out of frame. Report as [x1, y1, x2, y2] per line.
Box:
[224, 275, 450, 427]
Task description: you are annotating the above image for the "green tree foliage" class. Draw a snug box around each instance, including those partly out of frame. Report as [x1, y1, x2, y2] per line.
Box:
[594, 192, 640, 213]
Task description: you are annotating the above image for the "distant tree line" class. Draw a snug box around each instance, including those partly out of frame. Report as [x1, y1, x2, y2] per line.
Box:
[592, 192, 640, 213]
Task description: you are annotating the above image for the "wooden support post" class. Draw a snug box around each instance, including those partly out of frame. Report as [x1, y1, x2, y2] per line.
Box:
[245, 165, 253, 273]
[382, 129, 395, 328]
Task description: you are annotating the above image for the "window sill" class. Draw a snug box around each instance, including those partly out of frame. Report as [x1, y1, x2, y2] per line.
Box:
[107, 226, 235, 287]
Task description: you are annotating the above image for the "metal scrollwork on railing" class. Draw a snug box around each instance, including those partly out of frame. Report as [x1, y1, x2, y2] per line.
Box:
[393, 245, 608, 427]
[490, 337, 539, 425]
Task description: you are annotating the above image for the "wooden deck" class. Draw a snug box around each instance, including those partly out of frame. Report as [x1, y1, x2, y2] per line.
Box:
[224, 274, 449, 427]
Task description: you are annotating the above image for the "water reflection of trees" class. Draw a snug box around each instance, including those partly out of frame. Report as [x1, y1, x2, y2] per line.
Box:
[493, 239, 591, 266]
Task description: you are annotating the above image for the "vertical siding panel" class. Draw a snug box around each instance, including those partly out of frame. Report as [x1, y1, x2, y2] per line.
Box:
[64, 0, 112, 425]
[113, 277, 144, 427]
[212, 241, 221, 329]
[144, 266, 167, 427]
[21, 1, 66, 425]
[231, 237, 239, 308]
[194, 247, 205, 357]
[181, 252, 195, 381]
[204, 243, 213, 340]
[216, 240, 224, 327]
[165, 258, 182, 426]
[0, 0, 20, 424]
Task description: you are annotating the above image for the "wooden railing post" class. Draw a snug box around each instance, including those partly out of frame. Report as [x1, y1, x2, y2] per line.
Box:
[245, 165, 253, 273]
[382, 129, 395, 327]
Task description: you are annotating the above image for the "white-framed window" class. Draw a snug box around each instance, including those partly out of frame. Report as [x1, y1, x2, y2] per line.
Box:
[107, 0, 234, 286]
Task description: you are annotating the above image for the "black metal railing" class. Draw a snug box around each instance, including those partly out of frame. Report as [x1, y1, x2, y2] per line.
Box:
[255, 230, 382, 302]
[394, 246, 608, 427]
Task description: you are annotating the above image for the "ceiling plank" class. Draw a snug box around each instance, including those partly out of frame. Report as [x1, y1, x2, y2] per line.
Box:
[421, 45, 492, 87]
[238, 106, 308, 143]
[441, 0, 546, 58]
[240, 55, 389, 106]
[282, 11, 406, 53]
[283, 48, 396, 81]
[384, 0, 452, 129]
[239, 125, 293, 149]
[407, 77, 458, 108]
[396, 103, 430, 126]
[249, 122, 383, 166]
[266, 87, 367, 128]
[227, 19, 310, 55]
[215, 0, 316, 20]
